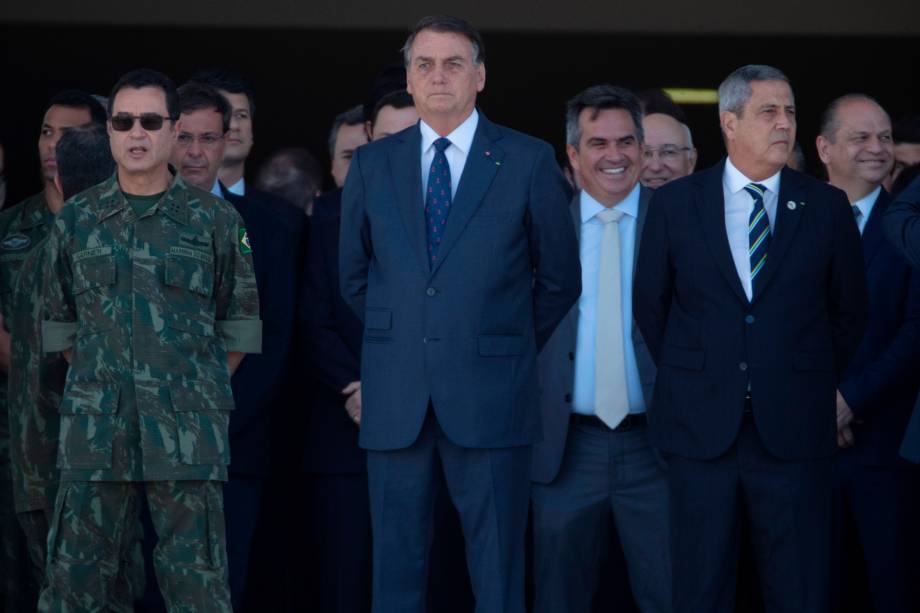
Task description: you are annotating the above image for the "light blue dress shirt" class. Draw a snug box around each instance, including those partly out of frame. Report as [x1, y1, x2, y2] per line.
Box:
[210, 180, 223, 198]
[226, 177, 245, 196]
[572, 185, 647, 416]
[851, 185, 880, 236]
[419, 109, 479, 199]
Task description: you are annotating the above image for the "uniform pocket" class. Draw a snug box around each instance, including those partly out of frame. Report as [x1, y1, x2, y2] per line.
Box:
[169, 381, 234, 466]
[72, 250, 116, 295]
[164, 252, 213, 297]
[57, 380, 118, 469]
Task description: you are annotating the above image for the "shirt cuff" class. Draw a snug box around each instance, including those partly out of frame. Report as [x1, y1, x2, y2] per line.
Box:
[217, 319, 262, 354]
[42, 320, 77, 352]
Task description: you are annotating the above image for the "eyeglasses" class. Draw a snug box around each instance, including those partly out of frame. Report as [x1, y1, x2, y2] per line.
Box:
[643, 146, 692, 162]
[110, 113, 174, 132]
[176, 133, 224, 148]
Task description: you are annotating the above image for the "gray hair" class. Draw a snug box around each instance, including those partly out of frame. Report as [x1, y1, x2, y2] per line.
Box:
[401, 15, 485, 68]
[565, 85, 644, 150]
[718, 65, 791, 116]
[327, 105, 365, 157]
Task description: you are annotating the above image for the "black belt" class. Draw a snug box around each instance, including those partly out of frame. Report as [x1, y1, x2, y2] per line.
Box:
[570, 412, 647, 432]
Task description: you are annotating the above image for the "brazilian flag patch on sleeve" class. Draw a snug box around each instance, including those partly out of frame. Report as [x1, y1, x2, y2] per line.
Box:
[239, 228, 253, 254]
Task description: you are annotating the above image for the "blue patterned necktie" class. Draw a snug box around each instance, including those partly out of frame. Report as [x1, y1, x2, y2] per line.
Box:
[425, 137, 452, 266]
[745, 182, 771, 293]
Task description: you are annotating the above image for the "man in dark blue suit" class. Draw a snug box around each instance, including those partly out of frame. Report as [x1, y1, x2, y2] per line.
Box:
[171, 82, 304, 611]
[885, 174, 920, 464]
[531, 85, 670, 613]
[635, 65, 869, 613]
[817, 94, 920, 613]
[339, 15, 581, 613]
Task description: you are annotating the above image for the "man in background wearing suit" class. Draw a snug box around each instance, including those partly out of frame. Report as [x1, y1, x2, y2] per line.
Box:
[339, 15, 581, 613]
[635, 65, 869, 613]
[817, 93, 920, 613]
[171, 82, 303, 611]
[531, 85, 670, 613]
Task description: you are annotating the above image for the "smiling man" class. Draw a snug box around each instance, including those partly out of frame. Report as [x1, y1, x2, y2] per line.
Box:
[38, 69, 261, 613]
[531, 85, 670, 613]
[635, 65, 869, 612]
[640, 112, 697, 189]
[339, 15, 580, 613]
[817, 94, 920, 613]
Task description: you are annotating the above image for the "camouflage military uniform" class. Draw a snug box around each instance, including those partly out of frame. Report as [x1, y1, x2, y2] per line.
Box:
[38, 173, 261, 612]
[0, 192, 53, 611]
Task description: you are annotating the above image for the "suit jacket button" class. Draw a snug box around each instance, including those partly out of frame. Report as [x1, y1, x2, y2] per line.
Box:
[426, 287, 437, 297]
[564, 393, 572, 403]
[745, 315, 755, 324]
[739, 362, 748, 371]
[423, 337, 428, 344]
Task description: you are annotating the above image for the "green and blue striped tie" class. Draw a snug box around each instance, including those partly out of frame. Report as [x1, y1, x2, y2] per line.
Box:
[745, 182, 771, 293]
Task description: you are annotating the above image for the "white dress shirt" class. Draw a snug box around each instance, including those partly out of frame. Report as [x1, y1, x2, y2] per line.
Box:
[723, 158, 781, 301]
[419, 109, 479, 199]
[572, 185, 647, 416]
[851, 185, 881, 236]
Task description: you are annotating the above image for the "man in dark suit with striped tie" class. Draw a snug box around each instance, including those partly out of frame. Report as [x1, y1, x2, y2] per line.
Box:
[635, 65, 869, 613]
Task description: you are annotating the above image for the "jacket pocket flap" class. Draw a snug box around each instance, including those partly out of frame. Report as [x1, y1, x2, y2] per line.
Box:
[169, 381, 235, 412]
[478, 334, 525, 356]
[59, 381, 120, 415]
[660, 345, 705, 370]
[365, 308, 392, 331]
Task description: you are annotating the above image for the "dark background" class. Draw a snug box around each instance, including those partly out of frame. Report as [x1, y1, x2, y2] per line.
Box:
[1, 25, 919, 206]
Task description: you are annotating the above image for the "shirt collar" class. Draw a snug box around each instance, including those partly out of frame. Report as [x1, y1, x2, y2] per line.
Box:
[211, 180, 223, 198]
[420, 109, 479, 156]
[852, 185, 881, 221]
[724, 157, 781, 196]
[227, 177, 245, 196]
[580, 183, 640, 224]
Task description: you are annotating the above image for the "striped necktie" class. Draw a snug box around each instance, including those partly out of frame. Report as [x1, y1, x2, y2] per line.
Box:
[745, 182, 771, 294]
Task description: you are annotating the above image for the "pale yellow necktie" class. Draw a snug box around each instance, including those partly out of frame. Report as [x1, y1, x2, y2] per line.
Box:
[595, 208, 629, 428]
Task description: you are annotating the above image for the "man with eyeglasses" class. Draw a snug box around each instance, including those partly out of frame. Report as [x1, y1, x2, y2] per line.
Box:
[38, 68, 261, 613]
[640, 112, 697, 189]
[170, 80, 301, 611]
[0, 89, 105, 611]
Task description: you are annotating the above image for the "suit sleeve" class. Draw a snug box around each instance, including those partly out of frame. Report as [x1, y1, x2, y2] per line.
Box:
[884, 175, 920, 269]
[827, 189, 869, 376]
[838, 263, 920, 417]
[304, 217, 360, 392]
[633, 190, 673, 363]
[526, 143, 581, 351]
[338, 147, 372, 322]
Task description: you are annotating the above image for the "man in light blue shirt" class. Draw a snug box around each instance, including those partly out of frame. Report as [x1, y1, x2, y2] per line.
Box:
[531, 85, 671, 613]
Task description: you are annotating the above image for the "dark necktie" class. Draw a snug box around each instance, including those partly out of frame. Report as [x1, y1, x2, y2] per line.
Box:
[425, 137, 452, 266]
[744, 182, 771, 293]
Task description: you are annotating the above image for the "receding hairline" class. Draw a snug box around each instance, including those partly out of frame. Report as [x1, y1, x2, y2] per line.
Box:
[643, 112, 694, 147]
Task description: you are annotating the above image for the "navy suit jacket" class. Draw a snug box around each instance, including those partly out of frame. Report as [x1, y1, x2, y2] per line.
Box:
[532, 188, 657, 484]
[634, 161, 869, 461]
[221, 184, 306, 476]
[339, 115, 581, 451]
[837, 189, 920, 467]
[884, 175, 920, 463]
[301, 188, 366, 474]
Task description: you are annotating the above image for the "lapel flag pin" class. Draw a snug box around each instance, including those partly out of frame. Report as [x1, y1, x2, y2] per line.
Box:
[786, 201, 797, 210]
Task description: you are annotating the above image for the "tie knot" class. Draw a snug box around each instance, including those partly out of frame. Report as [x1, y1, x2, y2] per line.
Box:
[743, 183, 767, 201]
[852, 205, 862, 219]
[597, 208, 625, 224]
[434, 137, 451, 153]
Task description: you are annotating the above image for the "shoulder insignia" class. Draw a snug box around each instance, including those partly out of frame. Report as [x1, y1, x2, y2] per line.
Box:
[239, 228, 252, 254]
[0, 233, 31, 251]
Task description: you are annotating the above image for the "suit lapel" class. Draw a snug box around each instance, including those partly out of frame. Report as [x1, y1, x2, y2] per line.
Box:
[696, 163, 749, 304]
[860, 189, 889, 268]
[429, 116, 503, 277]
[752, 167, 805, 302]
[388, 126, 429, 273]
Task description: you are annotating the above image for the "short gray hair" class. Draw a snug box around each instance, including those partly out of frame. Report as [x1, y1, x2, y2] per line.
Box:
[401, 15, 485, 68]
[718, 65, 791, 116]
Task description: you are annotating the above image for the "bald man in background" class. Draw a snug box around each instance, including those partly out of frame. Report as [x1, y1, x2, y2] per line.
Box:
[640, 112, 697, 189]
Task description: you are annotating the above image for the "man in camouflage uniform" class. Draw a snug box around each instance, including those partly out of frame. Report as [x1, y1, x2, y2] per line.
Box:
[0, 90, 107, 612]
[39, 69, 261, 613]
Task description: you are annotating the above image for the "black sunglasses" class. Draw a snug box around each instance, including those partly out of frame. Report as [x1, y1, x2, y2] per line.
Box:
[110, 113, 175, 132]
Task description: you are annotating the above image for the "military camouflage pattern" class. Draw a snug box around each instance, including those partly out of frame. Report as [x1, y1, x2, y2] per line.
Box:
[41, 172, 261, 483]
[39, 480, 210, 612]
[0, 192, 53, 485]
[1, 479, 39, 612]
[16, 508, 52, 590]
[7, 236, 67, 514]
